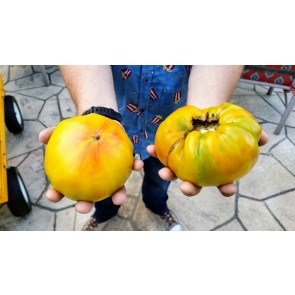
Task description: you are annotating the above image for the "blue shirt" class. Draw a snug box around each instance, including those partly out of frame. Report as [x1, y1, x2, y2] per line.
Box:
[112, 65, 191, 160]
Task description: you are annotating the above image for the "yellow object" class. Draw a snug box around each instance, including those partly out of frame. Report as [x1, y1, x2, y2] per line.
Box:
[0, 75, 8, 204]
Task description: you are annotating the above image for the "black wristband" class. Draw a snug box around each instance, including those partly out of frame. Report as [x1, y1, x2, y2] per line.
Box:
[82, 106, 122, 123]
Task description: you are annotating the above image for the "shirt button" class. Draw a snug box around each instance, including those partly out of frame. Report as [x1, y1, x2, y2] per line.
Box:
[151, 70, 154, 75]
[145, 120, 148, 123]
[163, 89, 167, 93]
[144, 78, 148, 83]
[179, 74, 183, 78]
[133, 91, 137, 95]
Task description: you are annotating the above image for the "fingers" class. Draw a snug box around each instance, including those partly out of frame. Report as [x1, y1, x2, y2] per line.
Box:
[112, 186, 127, 205]
[179, 181, 202, 196]
[259, 130, 269, 146]
[133, 158, 144, 171]
[158, 167, 177, 181]
[147, 145, 157, 158]
[75, 201, 94, 214]
[46, 187, 64, 202]
[218, 183, 237, 197]
[39, 127, 55, 144]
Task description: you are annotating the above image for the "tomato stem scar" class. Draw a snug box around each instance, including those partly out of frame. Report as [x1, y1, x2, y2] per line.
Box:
[192, 112, 219, 133]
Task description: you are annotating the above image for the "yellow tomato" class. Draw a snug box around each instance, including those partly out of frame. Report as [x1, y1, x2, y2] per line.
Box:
[44, 114, 134, 202]
[155, 103, 262, 186]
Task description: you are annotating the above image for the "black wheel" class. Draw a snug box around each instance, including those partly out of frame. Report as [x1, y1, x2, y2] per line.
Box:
[4, 95, 24, 134]
[7, 167, 32, 217]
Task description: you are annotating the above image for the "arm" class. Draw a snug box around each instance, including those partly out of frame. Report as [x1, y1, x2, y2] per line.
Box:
[59, 65, 118, 114]
[187, 65, 244, 108]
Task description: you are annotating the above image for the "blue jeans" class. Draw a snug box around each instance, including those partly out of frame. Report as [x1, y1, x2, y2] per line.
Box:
[93, 156, 171, 222]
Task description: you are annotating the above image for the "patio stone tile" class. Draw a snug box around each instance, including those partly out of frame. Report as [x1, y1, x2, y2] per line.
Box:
[215, 219, 244, 231]
[239, 154, 295, 199]
[51, 70, 65, 87]
[59, 97, 76, 118]
[6, 120, 44, 158]
[16, 85, 62, 100]
[287, 126, 295, 145]
[0, 206, 54, 231]
[266, 191, 295, 230]
[103, 216, 134, 231]
[39, 96, 61, 127]
[0, 65, 9, 83]
[271, 139, 295, 175]
[132, 200, 163, 231]
[285, 110, 295, 127]
[259, 123, 285, 154]
[167, 181, 236, 230]
[56, 207, 76, 231]
[5, 73, 45, 91]
[231, 95, 282, 123]
[7, 153, 28, 167]
[125, 170, 143, 198]
[237, 198, 283, 231]
[9, 65, 33, 80]
[74, 209, 95, 231]
[17, 149, 47, 203]
[118, 196, 138, 219]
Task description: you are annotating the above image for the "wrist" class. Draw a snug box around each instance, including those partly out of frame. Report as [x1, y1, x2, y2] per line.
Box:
[82, 106, 122, 123]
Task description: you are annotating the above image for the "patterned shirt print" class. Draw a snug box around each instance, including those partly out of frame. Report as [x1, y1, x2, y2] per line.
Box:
[112, 65, 191, 160]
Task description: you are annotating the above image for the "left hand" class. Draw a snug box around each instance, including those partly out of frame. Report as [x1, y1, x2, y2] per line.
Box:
[147, 130, 269, 197]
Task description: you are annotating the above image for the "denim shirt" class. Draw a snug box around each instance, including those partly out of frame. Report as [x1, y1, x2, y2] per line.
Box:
[111, 65, 191, 160]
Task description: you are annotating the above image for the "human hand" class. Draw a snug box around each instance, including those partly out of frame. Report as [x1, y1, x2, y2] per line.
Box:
[39, 127, 143, 214]
[147, 130, 268, 197]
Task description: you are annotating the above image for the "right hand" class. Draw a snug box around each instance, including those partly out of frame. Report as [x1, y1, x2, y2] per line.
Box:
[39, 127, 143, 214]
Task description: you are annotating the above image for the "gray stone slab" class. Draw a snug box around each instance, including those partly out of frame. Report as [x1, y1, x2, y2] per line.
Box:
[237, 198, 283, 231]
[59, 97, 76, 118]
[74, 209, 95, 231]
[167, 181, 236, 230]
[9, 65, 33, 80]
[17, 149, 47, 203]
[239, 154, 295, 199]
[215, 219, 244, 231]
[39, 96, 61, 127]
[0, 65, 9, 84]
[5, 73, 44, 91]
[6, 120, 44, 158]
[103, 216, 134, 231]
[51, 71, 65, 87]
[259, 123, 285, 154]
[266, 190, 295, 230]
[56, 207, 76, 231]
[125, 170, 143, 198]
[7, 153, 28, 167]
[231, 95, 282, 123]
[132, 200, 163, 231]
[0, 206, 54, 231]
[271, 139, 295, 175]
[287, 126, 295, 145]
[16, 85, 62, 100]
[118, 196, 138, 219]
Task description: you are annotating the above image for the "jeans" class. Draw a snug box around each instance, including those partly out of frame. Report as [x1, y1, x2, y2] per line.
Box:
[93, 156, 171, 223]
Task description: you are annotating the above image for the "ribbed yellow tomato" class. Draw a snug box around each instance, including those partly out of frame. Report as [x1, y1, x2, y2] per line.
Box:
[155, 103, 262, 186]
[44, 114, 134, 202]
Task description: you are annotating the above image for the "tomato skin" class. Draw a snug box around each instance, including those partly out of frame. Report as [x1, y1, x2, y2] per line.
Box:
[155, 103, 262, 186]
[44, 114, 134, 202]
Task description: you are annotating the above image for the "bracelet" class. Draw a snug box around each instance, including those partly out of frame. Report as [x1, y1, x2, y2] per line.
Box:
[82, 106, 122, 123]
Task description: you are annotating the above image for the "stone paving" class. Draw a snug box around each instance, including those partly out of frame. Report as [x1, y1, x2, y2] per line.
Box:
[0, 65, 294, 231]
